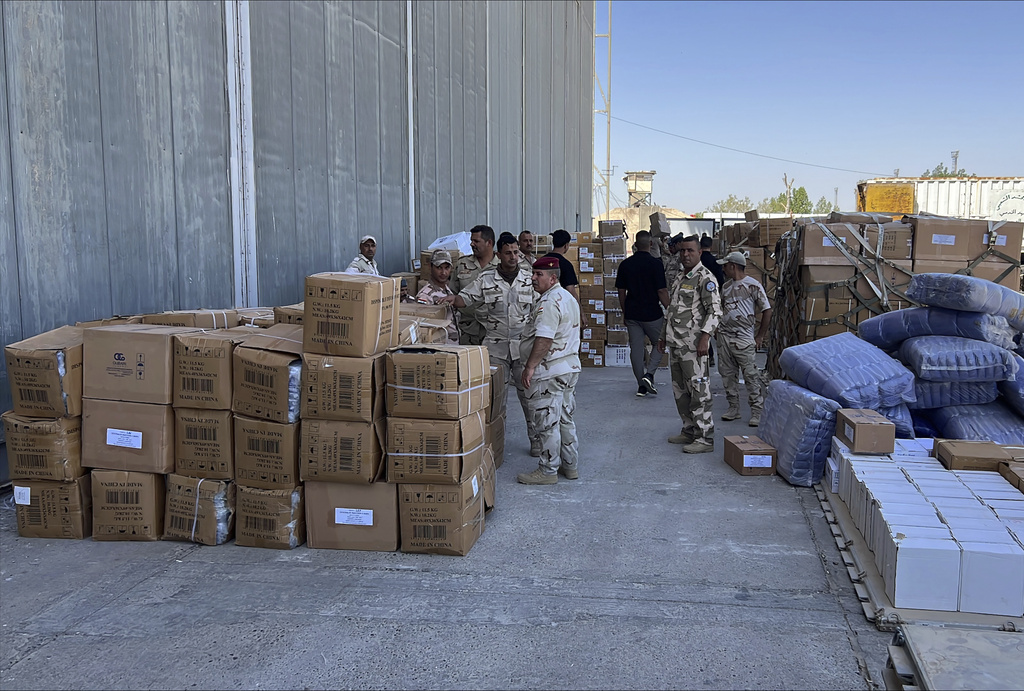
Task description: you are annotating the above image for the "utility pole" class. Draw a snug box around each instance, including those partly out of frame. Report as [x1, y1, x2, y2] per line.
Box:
[834, 187, 839, 211]
[951, 150, 959, 175]
[593, 1, 612, 219]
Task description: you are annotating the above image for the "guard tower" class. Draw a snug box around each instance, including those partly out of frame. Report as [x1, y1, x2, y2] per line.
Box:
[624, 170, 656, 207]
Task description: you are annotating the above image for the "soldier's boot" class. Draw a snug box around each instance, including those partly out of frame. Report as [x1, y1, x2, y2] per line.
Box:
[721, 405, 741, 421]
[558, 463, 579, 480]
[748, 410, 762, 427]
[517, 468, 558, 485]
[681, 439, 714, 454]
[668, 430, 695, 445]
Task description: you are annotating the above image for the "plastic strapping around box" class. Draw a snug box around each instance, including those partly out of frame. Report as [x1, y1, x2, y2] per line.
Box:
[386, 381, 489, 395]
[191, 479, 205, 543]
[388, 441, 486, 458]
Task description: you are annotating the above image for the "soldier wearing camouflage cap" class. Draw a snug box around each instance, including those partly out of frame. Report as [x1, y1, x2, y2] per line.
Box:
[414, 248, 459, 344]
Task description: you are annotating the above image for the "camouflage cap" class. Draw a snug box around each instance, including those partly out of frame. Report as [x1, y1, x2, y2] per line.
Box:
[430, 248, 453, 266]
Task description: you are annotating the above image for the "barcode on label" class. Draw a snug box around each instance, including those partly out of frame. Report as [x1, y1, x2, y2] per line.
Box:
[244, 516, 277, 532]
[399, 368, 416, 401]
[337, 374, 356, 410]
[181, 377, 215, 393]
[337, 438, 356, 471]
[105, 490, 141, 505]
[24, 500, 42, 526]
[425, 438, 441, 455]
[16, 454, 47, 468]
[18, 388, 49, 403]
[169, 515, 194, 532]
[317, 321, 346, 338]
[244, 369, 276, 389]
[412, 525, 446, 540]
[247, 438, 280, 455]
[186, 425, 218, 441]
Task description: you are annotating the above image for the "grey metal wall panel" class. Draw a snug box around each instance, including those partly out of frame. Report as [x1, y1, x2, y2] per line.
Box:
[549, 1, 566, 229]
[167, 1, 234, 310]
[486, 1, 524, 236]
[377, 1, 409, 273]
[471, 2, 488, 226]
[412, 2, 438, 248]
[0, 2, 18, 436]
[324, 1, 359, 264]
[352, 2, 385, 270]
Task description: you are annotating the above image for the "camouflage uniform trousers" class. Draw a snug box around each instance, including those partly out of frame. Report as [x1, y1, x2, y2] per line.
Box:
[459, 323, 485, 346]
[717, 338, 764, 414]
[491, 353, 537, 445]
[524, 372, 579, 475]
[669, 346, 714, 444]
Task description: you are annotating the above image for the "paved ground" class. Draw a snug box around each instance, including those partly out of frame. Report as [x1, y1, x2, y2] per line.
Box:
[0, 363, 891, 690]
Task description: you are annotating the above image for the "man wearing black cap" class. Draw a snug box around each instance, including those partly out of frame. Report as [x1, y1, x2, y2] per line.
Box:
[544, 229, 588, 326]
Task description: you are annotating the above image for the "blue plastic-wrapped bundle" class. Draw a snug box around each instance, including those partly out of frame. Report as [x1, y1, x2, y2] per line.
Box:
[858, 307, 1017, 352]
[877, 404, 915, 438]
[911, 410, 940, 438]
[907, 273, 1024, 331]
[759, 380, 841, 487]
[898, 335, 1018, 382]
[779, 332, 915, 408]
[930, 401, 1024, 444]
[1000, 353, 1024, 417]
[908, 380, 1000, 409]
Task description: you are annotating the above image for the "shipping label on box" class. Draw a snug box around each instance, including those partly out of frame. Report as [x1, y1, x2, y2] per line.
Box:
[399, 469, 486, 556]
[2, 412, 83, 482]
[91, 470, 165, 541]
[301, 353, 385, 423]
[236, 485, 305, 550]
[303, 273, 399, 357]
[723, 435, 777, 476]
[84, 325, 200, 404]
[385, 346, 489, 420]
[82, 399, 175, 473]
[799, 223, 855, 265]
[141, 309, 239, 329]
[578, 259, 597, 273]
[163, 474, 235, 545]
[581, 326, 607, 342]
[387, 412, 486, 484]
[305, 480, 398, 551]
[174, 330, 258, 409]
[836, 409, 896, 454]
[4, 325, 84, 417]
[234, 416, 300, 490]
[300, 418, 385, 484]
[174, 408, 234, 479]
[13, 475, 92, 539]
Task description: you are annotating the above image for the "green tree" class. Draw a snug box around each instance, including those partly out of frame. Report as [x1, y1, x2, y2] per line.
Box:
[921, 162, 971, 178]
[758, 192, 787, 213]
[790, 187, 812, 214]
[813, 196, 835, 214]
[705, 194, 753, 213]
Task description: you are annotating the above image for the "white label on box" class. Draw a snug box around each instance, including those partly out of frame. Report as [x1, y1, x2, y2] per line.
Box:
[14, 486, 31, 505]
[744, 454, 773, 468]
[845, 423, 854, 441]
[985, 234, 1008, 247]
[594, 300, 604, 311]
[471, 476, 479, 497]
[595, 314, 605, 325]
[931, 233, 957, 246]
[822, 236, 846, 247]
[106, 428, 143, 449]
[335, 508, 373, 526]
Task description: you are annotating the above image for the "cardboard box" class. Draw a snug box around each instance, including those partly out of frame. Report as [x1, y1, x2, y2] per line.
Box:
[82, 399, 175, 473]
[936, 440, 1013, 472]
[391, 272, 420, 297]
[998, 462, 1024, 492]
[141, 309, 239, 329]
[84, 324, 202, 404]
[385, 345, 489, 420]
[605, 310, 624, 329]
[825, 456, 840, 494]
[758, 218, 793, 246]
[75, 316, 142, 328]
[910, 217, 986, 262]
[882, 535, 962, 611]
[601, 237, 627, 255]
[599, 220, 626, 238]
[303, 273, 399, 357]
[580, 285, 605, 302]
[603, 257, 624, 275]
[578, 272, 604, 287]
[799, 223, 856, 265]
[396, 315, 450, 345]
[12, 475, 92, 539]
[800, 266, 855, 300]
[234, 416, 300, 490]
[911, 259, 968, 276]
[585, 311, 606, 326]
[232, 324, 304, 423]
[163, 473, 235, 545]
[957, 540, 1024, 616]
[723, 435, 777, 476]
[578, 258, 599, 274]
[273, 302, 304, 325]
[578, 243, 603, 260]
[399, 469, 486, 556]
[854, 260, 913, 300]
[304, 480, 399, 551]
[4, 325, 84, 417]
[387, 412, 486, 484]
[235, 307, 276, 327]
[91, 470, 164, 541]
[300, 419, 385, 484]
[836, 409, 896, 454]
[173, 329, 259, 409]
[2, 412, 83, 482]
[174, 408, 234, 479]
[301, 353, 385, 423]
[581, 340, 605, 356]
[863, 222, 913, 260]
[969, 221, 1024, 261]
[799, 298, 859, 339]
[649, 212, 670, 238]
[488, 363, 507, 423]
[582, 351, 604, 368]
[606, 330, 628, 346]
[486, 415, 505, 468]
[235, 485, 305, 550]
[970, 258, 1022, 290]
[581, 326, 607, 342]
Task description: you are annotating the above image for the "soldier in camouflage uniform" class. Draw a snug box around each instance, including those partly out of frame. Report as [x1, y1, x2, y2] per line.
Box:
[451, 225, 499, 345]
[657, 235, 722, 454]
[442, 233, 538, 449]
[663, 234, 683, 291]
[517, 256, 582, 485]
[414, 249, 459, 344]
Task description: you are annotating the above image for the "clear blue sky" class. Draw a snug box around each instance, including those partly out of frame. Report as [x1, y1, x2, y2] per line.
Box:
[597, 0, 1024, 215]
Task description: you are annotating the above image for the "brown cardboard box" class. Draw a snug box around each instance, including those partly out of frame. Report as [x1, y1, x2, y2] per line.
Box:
[2, 412, 83, 482]
[911, 259, 968, 276]
[480, 447, 497, 512]
[581, 340, 605, 356]
[829, 212, 893, 225]
[1002, 446, 1024, 462]
[300, 418, 385, 484]
[577, 231, 595, 243]
[744, 210, 760, 222]
[581, 326, 607, 342]
[141, 309, 240, 329]
[970, 259, 1022, 290]
[385, 345, 489, 420]
[606, 330, 628, 346]
[799, 223, 857, 265]
[579, 273, 604, 287]
[174, 408, 234, 479]
[397, 315, 450, 346]
[836, 409, 896, 454]
[800, 266, 856, 300]
[997, 462, 1024, 492]
[582, 350, 604, 367]
[232, 324, 303, 424]
[82, 399, 175, 473]
[234, 416, 300, 490]
[599, 220, 626, 238]
[603, 292, 621, 310]
[163, 473, 235, 545]
[75, 316, 142, 328]
[854, 260, 913, 299]
[174, 330, 258, 409]
[968, 221, 1024, 262]
[486, 415, 505, 469]
[583, 297, 605, 313]
[391, 272, 420, 297]
[235, 307, 276, 327]
[603, 257, 624, 275]
[13, 475, 92, 539]
[91, 470, 164, 541]
[303, 273, 400, 357]
[862, 223, 913, 260]
[584, 310, 606, 326]
[758, 218, 794, 246]
[301, 353, 385, 423]
[400, 301, 449, 321]
[580, 285, 605, 302]
[488, 363, 508, 423]
[935, 440, 1012, 472]
[273, 303, 304, 325]
[399, 469, 486, 556]
[304, 480, 399, 551]
[5, 325, 84, 417]
[84, 324, 199, 404]
[601, 236, 627, 255]
[387, 411, 486, 484]
[578, 242, 603, 260]
[910, 217, 986, 262]
[723, 435, 777, 476]
[236, 485, 305, 549]
[649, 211, 671, 238]
[578, 258, 600, 274]
[605, 309, 625, 329]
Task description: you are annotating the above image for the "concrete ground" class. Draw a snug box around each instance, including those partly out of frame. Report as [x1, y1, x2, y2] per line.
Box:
[0, 363, 891, 691]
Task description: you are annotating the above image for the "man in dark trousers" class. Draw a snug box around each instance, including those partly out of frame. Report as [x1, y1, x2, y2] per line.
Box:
[615, 230, 670, 397]
[699, 235, 725, 366]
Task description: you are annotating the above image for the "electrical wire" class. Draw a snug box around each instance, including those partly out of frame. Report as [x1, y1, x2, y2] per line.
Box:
[612, 115, 891, 177]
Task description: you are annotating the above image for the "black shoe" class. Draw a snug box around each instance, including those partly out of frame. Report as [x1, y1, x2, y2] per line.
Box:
[635, 385, 647, 398]
[641, 374, 658, 395]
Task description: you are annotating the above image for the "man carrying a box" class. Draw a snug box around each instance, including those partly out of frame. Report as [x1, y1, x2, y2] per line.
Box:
[716, 251, 772, 427]
[657, 235, 722, 454]
[517, 256, 582, 485]
[441, 233, 539, 452]
[346, 235, 380, 275]
[615, 230, 670, 397]
[452, 225, 499, 345]
[415, 249, 460, 344]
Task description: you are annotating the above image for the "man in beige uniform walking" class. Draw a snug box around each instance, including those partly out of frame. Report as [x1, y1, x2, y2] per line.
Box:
[518, 256, 582, 485]
[451, 225, 499, 345]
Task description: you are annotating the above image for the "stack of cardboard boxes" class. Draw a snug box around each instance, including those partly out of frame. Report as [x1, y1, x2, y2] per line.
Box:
[601, 221, 630, 367]
[578, 229, 606, 367]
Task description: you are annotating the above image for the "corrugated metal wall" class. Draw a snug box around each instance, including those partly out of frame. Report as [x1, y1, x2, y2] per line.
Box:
[0, 0, 594, 451]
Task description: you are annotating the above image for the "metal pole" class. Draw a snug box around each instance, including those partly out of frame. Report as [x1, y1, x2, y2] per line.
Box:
[605, 0, 611, 219]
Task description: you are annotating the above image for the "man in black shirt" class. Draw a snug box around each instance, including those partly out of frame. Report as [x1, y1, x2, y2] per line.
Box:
[545, 229, 587, 326]
[615, 230, 670, 397]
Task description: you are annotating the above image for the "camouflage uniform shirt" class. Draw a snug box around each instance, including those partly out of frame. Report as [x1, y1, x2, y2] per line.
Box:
[458, 266, 536, 362]
[520, 284, 582, 381]
[451, 253, 500, 341]
[660, 262, 722, 349]
[518, 251, 536, 273]
[414, 281, 460, 344]
[719, 275, 770, 349]
[346, 254, 379, 275]
[663, 253, 681, 295]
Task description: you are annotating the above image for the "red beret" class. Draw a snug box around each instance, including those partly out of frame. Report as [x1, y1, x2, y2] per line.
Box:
[532, 256, 560, 270]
